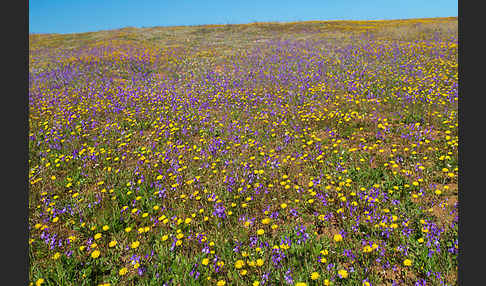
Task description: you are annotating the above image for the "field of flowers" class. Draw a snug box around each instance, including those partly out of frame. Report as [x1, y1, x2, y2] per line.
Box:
[29, 18, 458, 286]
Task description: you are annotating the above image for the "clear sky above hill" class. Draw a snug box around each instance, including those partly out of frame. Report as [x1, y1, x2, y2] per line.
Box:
[29, 0, 457, 34]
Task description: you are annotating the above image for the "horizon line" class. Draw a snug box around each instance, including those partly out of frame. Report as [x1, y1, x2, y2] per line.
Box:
[29, 16, 458, 36]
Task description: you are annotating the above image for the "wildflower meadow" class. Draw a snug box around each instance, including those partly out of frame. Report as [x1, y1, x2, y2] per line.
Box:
[29, 18, 458, 285]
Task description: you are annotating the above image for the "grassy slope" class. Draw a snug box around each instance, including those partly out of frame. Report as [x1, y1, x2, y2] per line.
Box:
[29, 17, 457, 67]
[29, 17, 458, 286]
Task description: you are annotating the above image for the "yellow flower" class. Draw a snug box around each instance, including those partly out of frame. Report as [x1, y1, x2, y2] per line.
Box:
[119, 267, 128, 276]
[295, 283, 307, 286]
[216, 280, 226, 286]
[363, 245, 373, 253]
[52, 252, 61, 260]
[162, 235, 168, 241]
[202, 258, 209, 266]
[102, 225, 109, 231]
[324, 279, 330, 286]
[333, 234, 343, 242]
[403, 259, 412, 266]
[280, 203, 287, 209]
[35, 278, 45, 286]
[91, 250, 101, 259]
[311, 272, 320, 280]
[235, 260, 245, 269]
[256, 258, 264, 266]
[185, 218, 192, 224]
[253, 281, 260, 286]
[338, 269, 348, 279]
[257, 229, 264, 235]
[261, 218, 271, 224]
[94, 233, 102, 240]
[363, 281, 371, 286]
[109, 240, 117, 247]
[131, 241, 140, 249]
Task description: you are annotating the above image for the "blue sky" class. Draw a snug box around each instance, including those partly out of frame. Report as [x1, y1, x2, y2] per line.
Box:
[29, 0, 457, 34]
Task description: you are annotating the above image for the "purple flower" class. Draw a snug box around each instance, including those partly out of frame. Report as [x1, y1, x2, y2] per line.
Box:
[212, 203, 226, 219]
[284, 268, 294, 284]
